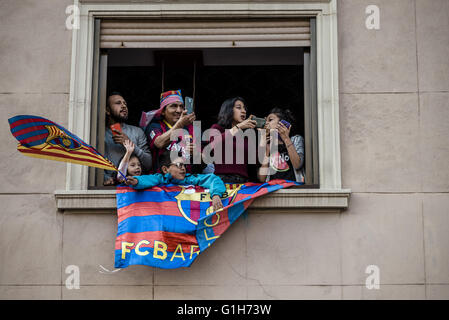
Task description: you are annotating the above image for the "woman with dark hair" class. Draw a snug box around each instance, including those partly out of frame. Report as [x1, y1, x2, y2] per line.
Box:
[258, 108, 305, 183]
[217, 97, 247, 129]
[206, 97, 257, 183]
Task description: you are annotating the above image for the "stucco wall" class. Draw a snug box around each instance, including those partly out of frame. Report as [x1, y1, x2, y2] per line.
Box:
[0, 0, 448, 299]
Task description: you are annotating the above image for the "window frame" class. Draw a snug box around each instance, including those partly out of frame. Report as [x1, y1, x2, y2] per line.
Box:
[56, 0, 350, 211]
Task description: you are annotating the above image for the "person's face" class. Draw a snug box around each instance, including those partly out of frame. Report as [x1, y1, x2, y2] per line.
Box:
[162, 157, 186, 180]
[127, 156, 142, 176]
[162, 102, 185, 125]
[232, 100, 247, 124]
[265, 113, 280, 130]
[107, 95, 128, 122]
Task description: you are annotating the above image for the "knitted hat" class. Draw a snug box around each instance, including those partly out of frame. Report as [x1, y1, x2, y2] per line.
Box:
[160, 90, 184, 109]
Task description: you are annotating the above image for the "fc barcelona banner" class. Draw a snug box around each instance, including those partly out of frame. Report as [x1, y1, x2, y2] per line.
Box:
[8, 115, 117, 171]
[115, 180, 300, 269]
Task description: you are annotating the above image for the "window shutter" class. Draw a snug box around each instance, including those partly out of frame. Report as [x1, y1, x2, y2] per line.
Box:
[100, 19, 311, 48]
[303, 18, 319, 186]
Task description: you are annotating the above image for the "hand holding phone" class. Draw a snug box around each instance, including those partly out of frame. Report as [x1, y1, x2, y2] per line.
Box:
[185, 97, 194, 114]
[280, 119, 291, 129]
[110, 123, 122, 136]
[251, 116, 266, 129]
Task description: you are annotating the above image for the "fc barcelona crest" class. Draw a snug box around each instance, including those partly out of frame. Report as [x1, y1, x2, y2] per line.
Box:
[174, 184, 243, 225]
[44, 125, 83, 151]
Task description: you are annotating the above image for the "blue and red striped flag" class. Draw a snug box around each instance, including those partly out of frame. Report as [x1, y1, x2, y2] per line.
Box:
[8, 115, 117, 171]
[115, 179, 301, 269]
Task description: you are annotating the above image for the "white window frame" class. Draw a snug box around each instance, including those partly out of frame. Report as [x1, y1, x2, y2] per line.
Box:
[55, 0, 350, 212]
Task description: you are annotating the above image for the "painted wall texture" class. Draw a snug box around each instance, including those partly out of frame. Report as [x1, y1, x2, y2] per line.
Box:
[0, 0, 448, 299]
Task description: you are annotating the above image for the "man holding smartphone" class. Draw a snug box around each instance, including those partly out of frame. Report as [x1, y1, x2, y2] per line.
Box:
[104, 92, 153, 185]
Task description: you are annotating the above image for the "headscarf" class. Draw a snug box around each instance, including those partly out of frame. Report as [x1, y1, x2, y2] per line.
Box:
[139, 90, 184, 130]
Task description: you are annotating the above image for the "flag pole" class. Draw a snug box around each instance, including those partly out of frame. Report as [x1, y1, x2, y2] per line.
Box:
[117, 170, 128, 182]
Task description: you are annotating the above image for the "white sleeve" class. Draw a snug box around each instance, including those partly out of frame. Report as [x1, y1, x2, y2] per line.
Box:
[291, 135, 305, 183]
[291, 135, 304, 156]
[117, 159, 129, 182]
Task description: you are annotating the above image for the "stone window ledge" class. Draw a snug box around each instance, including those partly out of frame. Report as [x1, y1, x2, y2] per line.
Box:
[54, 189, 351, 213]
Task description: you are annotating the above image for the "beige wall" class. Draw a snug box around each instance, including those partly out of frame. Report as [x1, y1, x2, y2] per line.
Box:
[1, 0, 448, 299]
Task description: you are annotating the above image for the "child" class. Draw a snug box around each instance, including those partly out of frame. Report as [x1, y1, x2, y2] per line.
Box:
[116, 139, 142, 183]
[126, 150, 225, 212]
[258, 108, 305, 183]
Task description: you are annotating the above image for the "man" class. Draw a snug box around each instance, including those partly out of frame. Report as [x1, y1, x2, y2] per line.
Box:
[104, 92, 152, 185]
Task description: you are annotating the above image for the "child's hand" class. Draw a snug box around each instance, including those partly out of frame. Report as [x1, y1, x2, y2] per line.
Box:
[125, 176, 138, 186]
[212, 195, 223, 212]
[123, 139, 135, 154]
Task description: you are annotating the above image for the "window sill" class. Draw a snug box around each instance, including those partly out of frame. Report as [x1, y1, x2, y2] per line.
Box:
[54, 188, 351, 213]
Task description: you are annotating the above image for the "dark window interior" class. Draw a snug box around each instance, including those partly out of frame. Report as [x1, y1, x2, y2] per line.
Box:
[106, 48, 304, 137]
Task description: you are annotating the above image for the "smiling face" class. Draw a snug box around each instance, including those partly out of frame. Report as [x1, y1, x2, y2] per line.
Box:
[107, 95, 128, 122]
[232, 100, 247, 125]
[162, 102, 185, 126]
[161, 156, 186, 180]
[127, 156, 142, 176]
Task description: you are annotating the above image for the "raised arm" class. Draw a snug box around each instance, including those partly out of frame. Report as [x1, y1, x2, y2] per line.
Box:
[153, 111, 196, 149]
[277, 123, 302, 170]
[117, 139, 135, 182]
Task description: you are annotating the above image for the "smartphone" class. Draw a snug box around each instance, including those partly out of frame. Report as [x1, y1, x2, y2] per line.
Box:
[280, 119, 291, 129]
[185, 97, 194, 114]
[251, 116, 266, 128]
[110, 123, 122, 135]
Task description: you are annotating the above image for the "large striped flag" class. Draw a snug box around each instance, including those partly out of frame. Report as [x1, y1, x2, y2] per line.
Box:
[115, 179, 301, 269]
[8, 115, 117, 171]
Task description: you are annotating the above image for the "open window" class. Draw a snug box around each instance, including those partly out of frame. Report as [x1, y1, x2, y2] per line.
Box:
[88, 18, 319, 188]
[57, 1, 349, 211]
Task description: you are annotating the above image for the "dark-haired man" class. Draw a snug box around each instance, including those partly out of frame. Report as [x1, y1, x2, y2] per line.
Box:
[104, 92, 152, 185]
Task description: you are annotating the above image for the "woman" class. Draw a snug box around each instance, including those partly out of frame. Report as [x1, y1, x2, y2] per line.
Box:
[258, 108, 305, 183]
[144, 90, 196, 173]
[207, 97, 257, 183]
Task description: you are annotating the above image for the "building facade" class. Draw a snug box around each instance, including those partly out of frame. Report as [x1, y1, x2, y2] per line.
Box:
[1, 0, 448, 299]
